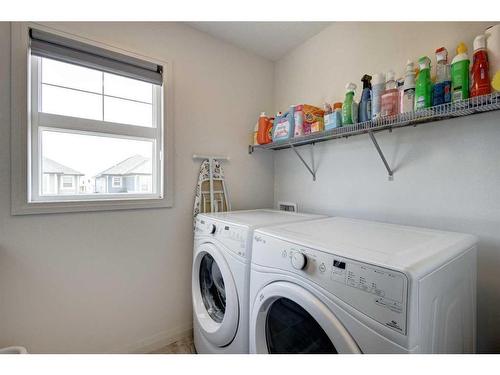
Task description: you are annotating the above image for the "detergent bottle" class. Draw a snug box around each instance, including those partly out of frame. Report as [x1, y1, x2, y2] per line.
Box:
[451, 42, 470, 101]
[415, 56, 432, 110]
[256, 112, 272, 144]
[380, 70, 399, 117]
[272, 108, 295, 142]
[400, 60, 416, 113]
[433, 47, 452, 105]
[371, 73, 385, 120]
[342, 83, 358, 125]
[471, 35, 491, 97]
[358, 74, 372, 122]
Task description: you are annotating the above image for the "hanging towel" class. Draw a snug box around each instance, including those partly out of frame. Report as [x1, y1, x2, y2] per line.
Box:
[193, 159, 230, 227]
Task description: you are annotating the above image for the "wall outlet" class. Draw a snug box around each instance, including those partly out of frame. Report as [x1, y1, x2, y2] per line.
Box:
[278, 201, 297, 212]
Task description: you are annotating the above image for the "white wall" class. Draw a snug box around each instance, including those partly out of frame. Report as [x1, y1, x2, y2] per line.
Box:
[0, 22, 274, 353]
[273, 22, 500, 353]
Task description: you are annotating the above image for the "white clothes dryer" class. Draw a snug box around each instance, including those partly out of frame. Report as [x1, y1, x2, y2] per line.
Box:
[249, 217, 478, 354]
[192, 209, 325, 353]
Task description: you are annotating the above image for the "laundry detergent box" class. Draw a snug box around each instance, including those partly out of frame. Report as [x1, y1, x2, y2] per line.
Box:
[293, 104, 325, 136]
[272, 109, 295, 141]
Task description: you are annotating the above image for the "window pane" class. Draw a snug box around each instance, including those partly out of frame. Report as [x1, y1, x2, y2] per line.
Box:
[104, 73, 153, 103]
[41, 130, 155, 197]
[42, 84, 102, 121]
[41, 58, 102, 93]
[104, 96, 153, 127]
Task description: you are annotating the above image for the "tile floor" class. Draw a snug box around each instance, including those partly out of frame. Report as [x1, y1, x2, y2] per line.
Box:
[150, 335, 196, 354]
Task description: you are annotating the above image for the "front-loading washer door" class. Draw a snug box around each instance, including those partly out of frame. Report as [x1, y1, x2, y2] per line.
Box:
[192, 242, 239, 347]
[250, 281, 361, 354]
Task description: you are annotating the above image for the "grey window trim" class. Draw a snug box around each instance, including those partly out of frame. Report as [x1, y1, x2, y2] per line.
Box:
[29, 28, 163, 85]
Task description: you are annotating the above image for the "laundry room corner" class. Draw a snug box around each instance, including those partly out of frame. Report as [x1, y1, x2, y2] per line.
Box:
[271, 22, 500, 353]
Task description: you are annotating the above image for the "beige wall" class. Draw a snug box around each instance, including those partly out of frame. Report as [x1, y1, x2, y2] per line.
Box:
[2, 21, 499, 354]
[273, 22, 500, 353]
[0, 22, 274, 353]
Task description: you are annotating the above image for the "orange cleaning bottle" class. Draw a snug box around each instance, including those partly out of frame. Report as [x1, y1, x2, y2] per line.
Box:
[256, 112, 272, 144]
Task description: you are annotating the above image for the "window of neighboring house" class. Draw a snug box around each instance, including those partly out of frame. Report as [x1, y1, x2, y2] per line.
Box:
[10, 24, 173, 214]
[61, 175, 74, 189]
[112, 176, 122, 188]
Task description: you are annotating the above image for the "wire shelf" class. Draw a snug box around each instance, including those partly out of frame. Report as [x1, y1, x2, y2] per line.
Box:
[251, 92, 500, 152]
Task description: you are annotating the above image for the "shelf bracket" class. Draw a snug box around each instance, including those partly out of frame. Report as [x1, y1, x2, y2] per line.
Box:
[289, 142, 316, 181]
[368, 131, 394, 181]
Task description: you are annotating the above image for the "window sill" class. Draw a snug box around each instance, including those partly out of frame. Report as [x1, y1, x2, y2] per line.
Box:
[11, 196, 173, 215]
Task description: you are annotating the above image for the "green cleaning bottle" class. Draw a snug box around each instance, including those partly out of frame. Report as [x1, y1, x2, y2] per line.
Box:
[451, 42, 470, 101]
[342, 83, 358, 125]
[414, 56, 432, 110]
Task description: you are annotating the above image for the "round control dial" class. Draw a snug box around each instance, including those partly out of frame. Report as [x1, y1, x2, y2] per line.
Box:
[291, 252, 307, 270]
[209, 224, 217, 234]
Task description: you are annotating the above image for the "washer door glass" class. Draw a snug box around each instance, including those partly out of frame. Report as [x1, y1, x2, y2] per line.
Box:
[199, 253, 226, 323]
[265, 297, 337, 354]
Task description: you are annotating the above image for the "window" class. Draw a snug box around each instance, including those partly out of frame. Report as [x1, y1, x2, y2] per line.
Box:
[112, 176, 122, 188]
[61, 176, 74, 189]
[10, 23, 173, 214]
[32, 55, 161, 202]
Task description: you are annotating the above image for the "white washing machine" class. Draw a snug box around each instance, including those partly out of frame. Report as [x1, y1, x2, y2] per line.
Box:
[249, 217, 478, 354]
[192, 209, 326, 354]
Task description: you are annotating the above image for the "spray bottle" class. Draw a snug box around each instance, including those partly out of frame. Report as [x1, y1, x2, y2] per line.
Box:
[451, 42, 470, 101]
[358, 74, 372, 122]
[342, 83, 358, 125]
[400, 60, 416, 113]
[471, 35, 491, 97]
[415, 56, 432, 110]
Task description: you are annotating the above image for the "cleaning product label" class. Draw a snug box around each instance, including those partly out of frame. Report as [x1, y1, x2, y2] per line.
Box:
[416, 95, 426, 110]
[310, 121, 323, 133]
[303, 105, 325, 131]
[432, 82, 445, 106]
[451, 60, 470, 101]
[325, 112, 342, 130]
[432, 81, 452, 106]
[324, 112, 336, 130]
[402, 89, 415, 113]
[443, 81, 452, 103]
[273, 120, 291, 140]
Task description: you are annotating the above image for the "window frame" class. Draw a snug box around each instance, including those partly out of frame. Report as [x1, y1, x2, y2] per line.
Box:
[11, 22, 174, 215]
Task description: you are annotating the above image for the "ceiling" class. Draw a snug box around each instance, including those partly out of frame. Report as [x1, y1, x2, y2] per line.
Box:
[187, 22, 331, 61]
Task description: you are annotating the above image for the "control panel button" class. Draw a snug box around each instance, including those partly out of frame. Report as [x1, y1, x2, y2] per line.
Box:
[291, 252, 307, 270]
[209, 224, 216, 234]
[282, 250, 287, 258]
[319, 263, 326, 273]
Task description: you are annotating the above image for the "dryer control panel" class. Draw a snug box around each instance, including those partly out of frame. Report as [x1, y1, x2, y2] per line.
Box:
[252, 234, 408, 335]
[195, 217, 249, 258]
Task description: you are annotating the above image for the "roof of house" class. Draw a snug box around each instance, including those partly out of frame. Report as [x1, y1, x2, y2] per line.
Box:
[43, 158, 84, 176]
[95, 155, 152, 177]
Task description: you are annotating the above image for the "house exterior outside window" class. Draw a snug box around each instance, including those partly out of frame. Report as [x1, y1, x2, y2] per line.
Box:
[42, 157, 83, 195]
[94, 155, 152, 194]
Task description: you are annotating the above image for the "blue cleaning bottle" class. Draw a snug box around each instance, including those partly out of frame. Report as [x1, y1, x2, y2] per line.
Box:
[358, 74, 372, 122]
